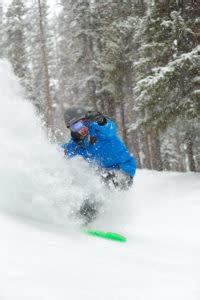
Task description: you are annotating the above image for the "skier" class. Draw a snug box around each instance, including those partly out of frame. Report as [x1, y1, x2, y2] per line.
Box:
[62, 107, 136, 223]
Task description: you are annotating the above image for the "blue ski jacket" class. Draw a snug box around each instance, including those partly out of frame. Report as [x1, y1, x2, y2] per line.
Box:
[62, 119, 136, 177]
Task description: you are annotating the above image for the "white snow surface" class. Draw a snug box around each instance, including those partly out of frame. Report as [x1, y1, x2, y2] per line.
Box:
[0, 60, 200, 300]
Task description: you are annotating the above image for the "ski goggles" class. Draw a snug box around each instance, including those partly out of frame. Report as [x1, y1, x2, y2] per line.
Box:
[69, 120, 88, 137]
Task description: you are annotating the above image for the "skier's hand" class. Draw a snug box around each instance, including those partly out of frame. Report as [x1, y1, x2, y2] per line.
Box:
[85, 111, 107, 126]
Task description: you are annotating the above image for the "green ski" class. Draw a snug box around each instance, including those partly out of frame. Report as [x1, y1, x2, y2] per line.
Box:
[83, 229, 127, 243]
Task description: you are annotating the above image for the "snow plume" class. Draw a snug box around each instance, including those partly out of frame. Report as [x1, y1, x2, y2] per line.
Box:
[0, 60, 106, 225]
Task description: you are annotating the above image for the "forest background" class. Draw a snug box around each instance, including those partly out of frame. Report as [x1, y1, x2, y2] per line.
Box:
[1, 0, 200, 172]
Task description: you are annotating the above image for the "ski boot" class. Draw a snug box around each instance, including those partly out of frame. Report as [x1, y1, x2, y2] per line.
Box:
[78, 198, 101, 225]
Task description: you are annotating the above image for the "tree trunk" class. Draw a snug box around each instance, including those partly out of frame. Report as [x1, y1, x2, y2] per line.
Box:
[185, 131, 196, 171]
[148, 131, 163, 171]
[87, 79, 98, 110]
[0, 3, 3, 58]
[124, 62, 141, 167]
[176, 131, 185, 172]
[139, 129, 152, 169]
[120, 99, 128, 146]
[37, 0, 53, 133]
[130, 130, 142, 168]
[115, 74, 128, 146]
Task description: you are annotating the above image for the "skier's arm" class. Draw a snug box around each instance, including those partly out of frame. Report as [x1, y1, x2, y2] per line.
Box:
[61, 141, 79, 158]
[118, 156, 136, 177]
[84, 111, 116, 138]
[89, 119, 117, 139]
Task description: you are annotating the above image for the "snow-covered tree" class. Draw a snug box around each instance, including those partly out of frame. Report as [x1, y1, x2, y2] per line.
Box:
[0, 1, 3, 58]
[26, 0, 54, 134]
[134, 0, 200, 171]
[58, 0, 97, 111]
[5, 0, 27, 79]
[93, 1, 146, 147]
[2, 0, 199, 172]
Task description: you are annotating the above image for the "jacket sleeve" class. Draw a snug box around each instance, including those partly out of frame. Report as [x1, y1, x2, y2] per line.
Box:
[89, 119, 117, 139]
[61, 141, 79, 158]
[118, 156, 136, 177]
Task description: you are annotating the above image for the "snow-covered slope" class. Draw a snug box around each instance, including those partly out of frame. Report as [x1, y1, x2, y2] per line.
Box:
[0, 60, 200, 300]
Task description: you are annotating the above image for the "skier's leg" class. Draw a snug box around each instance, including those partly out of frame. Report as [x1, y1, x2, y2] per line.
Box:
[99, 169, 133, 190]
[100, 170, 117, 189]
[78, 170, 133, 224]
[112, 172, 133, 190]
[79, 197, 100, 225]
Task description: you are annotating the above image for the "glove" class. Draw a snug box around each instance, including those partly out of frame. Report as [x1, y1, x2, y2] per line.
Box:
[85, 111, 107, 126]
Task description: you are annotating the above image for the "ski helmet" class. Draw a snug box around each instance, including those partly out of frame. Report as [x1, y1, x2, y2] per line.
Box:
[64, 107, 87, 128]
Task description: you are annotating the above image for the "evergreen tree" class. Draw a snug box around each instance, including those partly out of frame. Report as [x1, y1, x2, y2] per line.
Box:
[26, 0, 54, 134]
[0, 1, 3, 58]
[2, 0, 199, 172]
[134, 0, 200, 171]
[58, 0, 97, 111]
[5, 0, 27, 79]
[93, 2, 143, 142]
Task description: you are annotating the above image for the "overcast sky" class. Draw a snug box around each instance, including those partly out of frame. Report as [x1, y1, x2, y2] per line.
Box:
[3, 0, 11, 10]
